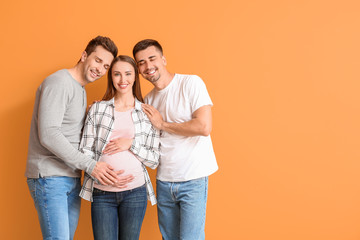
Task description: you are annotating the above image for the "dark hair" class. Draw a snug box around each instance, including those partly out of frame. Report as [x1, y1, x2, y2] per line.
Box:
[132, 39, 163, 58]
[102, 55, 144, 102]
[84, 36, 118, 58]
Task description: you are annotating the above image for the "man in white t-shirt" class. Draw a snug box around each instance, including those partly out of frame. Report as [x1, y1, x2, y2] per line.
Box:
[132, 39, 218, 240]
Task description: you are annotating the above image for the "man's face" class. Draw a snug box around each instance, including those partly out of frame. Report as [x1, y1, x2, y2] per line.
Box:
[81, 45, 114, 84]
[135, 46, 166, 84]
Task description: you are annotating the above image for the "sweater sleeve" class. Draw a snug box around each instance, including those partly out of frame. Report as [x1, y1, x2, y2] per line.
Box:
[37, 79, 96, 174]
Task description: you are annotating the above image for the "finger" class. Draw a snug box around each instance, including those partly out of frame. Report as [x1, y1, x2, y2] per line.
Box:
[145, 106, 154, 113]
[96, 177, 107, 185]
[106, 164, 114, 171]
[99, 167, 119, 185]
[115, 170, 125, 175]
[142, 104, 152, 112]
[125, 176, 135, 182]
[103, 145, 118, 154]
[105, 141, 116, 147]
[147, 105, 156, 111]
[143, 107, 151, 113]
[100, 174, 117, 185]
[101, 171, 118, 185]
[142, 108, 152, 117]
[106, 168, 121, 180]
[112, 175, 134, 188]
[115, 178, 133, 186]
[104, 142, 116, 150]
[97, 175, 110, 185]
[117, 175, 135, 183]
[108, 149, 122, 156]
[113, 183, 128, 188]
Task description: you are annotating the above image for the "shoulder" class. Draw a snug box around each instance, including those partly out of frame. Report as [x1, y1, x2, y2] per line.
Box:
[133, 104, 146, 119]
[175, 74, 206, 92]
[41, 69, 74, 89]
[88, 100, 112, 114]
[176, 74, 203, 85]
[144, 88, 156, 102]
[132, 103, 151, 123]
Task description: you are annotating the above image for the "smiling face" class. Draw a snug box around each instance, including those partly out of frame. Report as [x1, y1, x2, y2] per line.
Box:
[111, 61, 136, 96]
[134, 46, 167, 84]
[81, 45, 114, 84]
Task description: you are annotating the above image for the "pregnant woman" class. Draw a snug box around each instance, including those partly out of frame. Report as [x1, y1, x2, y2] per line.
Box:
[79, 55, 160, 240]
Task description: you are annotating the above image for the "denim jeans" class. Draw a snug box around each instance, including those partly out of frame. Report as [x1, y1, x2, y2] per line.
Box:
[26, 176, 81, 240]
[156, 177, 208, 240]
[91, 185, 147, 240]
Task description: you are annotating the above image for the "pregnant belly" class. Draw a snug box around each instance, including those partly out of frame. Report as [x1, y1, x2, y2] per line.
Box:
[95, 151, 145, 192]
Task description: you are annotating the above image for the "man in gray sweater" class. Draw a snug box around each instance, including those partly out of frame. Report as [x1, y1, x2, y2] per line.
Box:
[25, 36, 133, 240]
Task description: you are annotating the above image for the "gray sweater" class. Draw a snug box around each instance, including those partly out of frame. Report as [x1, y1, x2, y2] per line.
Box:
[25, 69, 96, 178]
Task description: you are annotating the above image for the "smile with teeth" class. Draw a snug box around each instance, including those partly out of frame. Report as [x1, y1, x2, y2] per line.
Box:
[90, 70, 99, 78]
[118, 84, 128, 89]
[147, 69, 156, 75]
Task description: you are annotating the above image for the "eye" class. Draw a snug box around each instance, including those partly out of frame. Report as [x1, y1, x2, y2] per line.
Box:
[114, 73, 120, 76]
[104, 65, 109, 70]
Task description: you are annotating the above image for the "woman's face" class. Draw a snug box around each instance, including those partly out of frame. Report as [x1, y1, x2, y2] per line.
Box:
[111, 61, 135, 96]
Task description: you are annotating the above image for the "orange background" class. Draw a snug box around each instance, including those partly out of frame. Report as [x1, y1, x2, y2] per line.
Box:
[1, 0, 360, 239]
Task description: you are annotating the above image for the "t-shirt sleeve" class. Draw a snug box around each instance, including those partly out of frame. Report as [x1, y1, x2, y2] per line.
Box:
[186, 75, 213, 113]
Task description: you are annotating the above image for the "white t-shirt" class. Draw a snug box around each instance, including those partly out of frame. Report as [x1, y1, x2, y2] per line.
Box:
[145, 74, 218, 182]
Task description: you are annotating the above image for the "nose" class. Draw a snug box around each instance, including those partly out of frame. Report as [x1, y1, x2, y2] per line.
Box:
[145, 61, 153, 70]
[96, 65, 105, 75]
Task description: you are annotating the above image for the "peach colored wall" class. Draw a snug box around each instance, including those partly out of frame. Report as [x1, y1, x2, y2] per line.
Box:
[1, 0, 360, 239]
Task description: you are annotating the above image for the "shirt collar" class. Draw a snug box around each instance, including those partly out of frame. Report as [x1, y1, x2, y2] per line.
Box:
[106, 97, 142, 111]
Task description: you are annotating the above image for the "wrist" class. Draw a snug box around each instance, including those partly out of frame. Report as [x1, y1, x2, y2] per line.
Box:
[159, 121, 166, 131]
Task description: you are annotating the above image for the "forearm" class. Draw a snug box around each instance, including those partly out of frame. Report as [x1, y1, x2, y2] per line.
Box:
[39, 128, 96, 173]
[161, 118, 211, 137]
[143, 104, 212, 137]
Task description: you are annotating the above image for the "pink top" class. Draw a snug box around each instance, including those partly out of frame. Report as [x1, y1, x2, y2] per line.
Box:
[94, 108, 145, 192]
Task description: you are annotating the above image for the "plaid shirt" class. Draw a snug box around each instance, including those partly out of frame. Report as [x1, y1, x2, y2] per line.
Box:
[79, 98, 160, 205]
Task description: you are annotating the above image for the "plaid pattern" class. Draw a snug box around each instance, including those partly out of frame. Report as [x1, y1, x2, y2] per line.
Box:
[79, 98, 160, 205]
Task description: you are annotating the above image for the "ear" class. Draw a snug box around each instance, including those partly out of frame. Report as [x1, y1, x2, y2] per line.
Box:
[162, 56, 167, 66]
[80, 51, 88, 62]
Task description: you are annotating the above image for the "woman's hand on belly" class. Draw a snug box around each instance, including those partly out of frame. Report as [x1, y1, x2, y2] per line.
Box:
[103, 137, 133, 155]
[111, 170, 135, 188]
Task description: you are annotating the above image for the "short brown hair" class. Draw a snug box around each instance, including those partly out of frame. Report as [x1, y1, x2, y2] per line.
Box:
[84, 36, 118, 58]
[102, 55, 144, 102]
[132, 39, 163, 59]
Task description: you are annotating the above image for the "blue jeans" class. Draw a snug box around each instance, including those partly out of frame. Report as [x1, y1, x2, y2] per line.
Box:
[156, 177, 208, 240]
[26, 177, 81, 240]
[91, 185, 147, 240]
